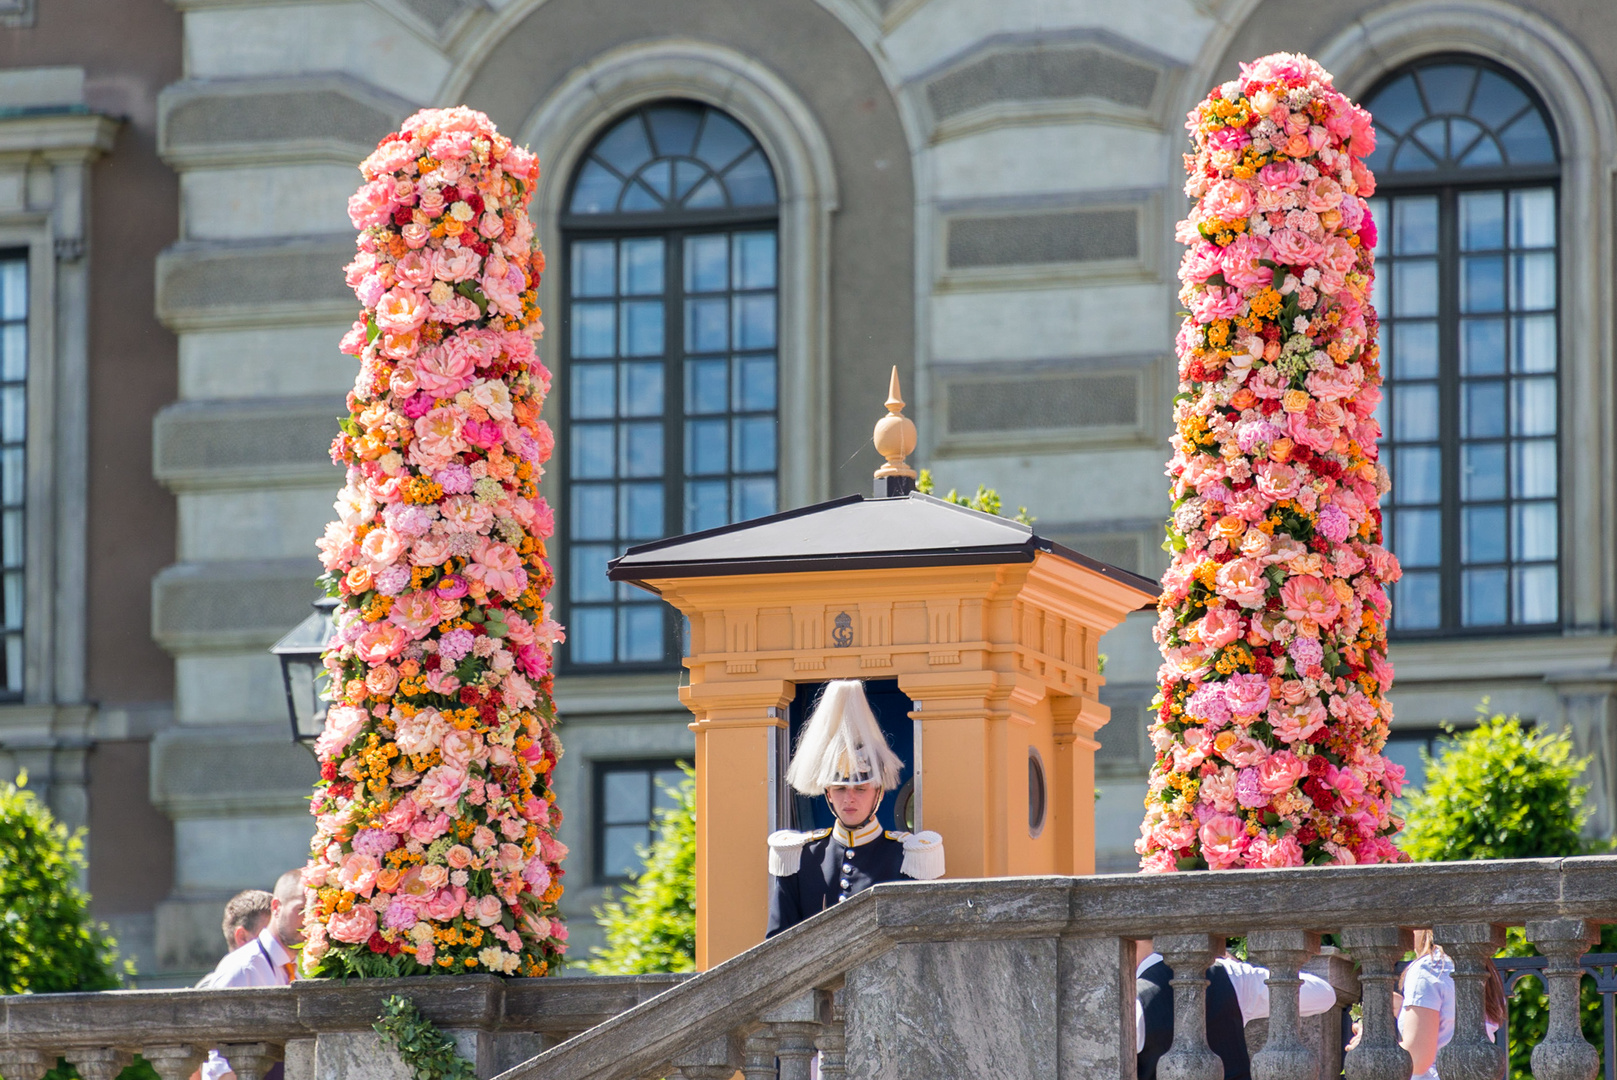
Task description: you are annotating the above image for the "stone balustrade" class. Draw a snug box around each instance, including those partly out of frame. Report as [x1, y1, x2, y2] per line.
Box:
[3, 857, 1615, 1080]
[0, 973, 683, 1080]
[500, 856, 1617, 1080]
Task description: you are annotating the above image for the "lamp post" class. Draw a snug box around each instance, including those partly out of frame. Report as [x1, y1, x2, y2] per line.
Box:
[270, 596, 338, 749]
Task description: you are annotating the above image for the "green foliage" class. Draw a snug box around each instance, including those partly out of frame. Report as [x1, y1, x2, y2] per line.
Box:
[374, 995, 477, 1080]
[586, 766, 696, 975]
[1398, 710, 1604, 1079]
[915, 470, 1034, 526]
[0, 774, 129, 995]
[37, 1055, 160, 1080]
[1399, 712, 1591, 862]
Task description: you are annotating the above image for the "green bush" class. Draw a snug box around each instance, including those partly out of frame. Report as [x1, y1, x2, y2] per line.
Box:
[586, 766, 696, 975]
[915, 470, 1034, 526]
[1397, 710, 1607, 1079]
[0, 774, 153, 1080]
[0, 774, 128, 994]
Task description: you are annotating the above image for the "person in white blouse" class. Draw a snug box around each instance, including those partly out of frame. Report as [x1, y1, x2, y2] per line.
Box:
[197, 870, 305, 1080]
[1135, 938, 1339, 1080]
[1394, 930, 1506, 1080]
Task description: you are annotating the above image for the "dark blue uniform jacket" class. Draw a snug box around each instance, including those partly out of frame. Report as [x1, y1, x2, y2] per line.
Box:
[766, 821, 913, 937]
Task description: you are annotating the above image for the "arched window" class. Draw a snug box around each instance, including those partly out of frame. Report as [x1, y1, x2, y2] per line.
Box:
[1365, 57, 1560, 635]
[560, 101, 780, 668]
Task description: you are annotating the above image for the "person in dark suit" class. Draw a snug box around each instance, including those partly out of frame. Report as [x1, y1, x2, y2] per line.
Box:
[765, 680, 943, 937]
[1134, 937, 1337, 1080]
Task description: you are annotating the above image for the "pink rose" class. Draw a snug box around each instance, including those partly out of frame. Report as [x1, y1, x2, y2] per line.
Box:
[432, 246, 482, 283]
[422, 886, 464, 922]
[1280, 574, 1342, 626]
[465, 538, 526, 599]
[475, 894, 504, 926]
[1221, 736, 1268, 768]
[419, 863, 449, 889]
[1198, 606, 1243, 649]
[1249, 834, 1304, 868]
[361, 527, 407, 569]
[1219, 234, 1274, 291]
[1215, 558, 1270, 609]
[418, 765, 469, 810]
[316, 704, 368, 758]
[414, 345, 478, 396]
[1202, 179, 1255, 222]
[354, 623, 411, 664]
[1180, 242, 1224, 283]
[411, 536, 454, 567]
[1305, 364, 1362, 401]
[346, 180, 395, 229]
[413, 406, 468, 464]
[337, 852, 381, 898]
[1267, 228, 1322, 266]
[446, 844, 474, 869]
[1256, 751, 1306, 795]
[1198, 813, 1249, 870]
[375, 287, 428, 335]
[327, 904, 378, 945]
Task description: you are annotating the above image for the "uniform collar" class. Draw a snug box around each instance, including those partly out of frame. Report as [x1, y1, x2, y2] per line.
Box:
[832, 819, 883, 848]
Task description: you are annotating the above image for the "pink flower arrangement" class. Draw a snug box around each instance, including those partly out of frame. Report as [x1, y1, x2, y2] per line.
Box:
[1139, 54, 1408, 872]
[303, 106, 570, 978]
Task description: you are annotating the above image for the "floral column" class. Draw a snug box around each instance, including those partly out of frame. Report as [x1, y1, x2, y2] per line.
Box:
[301, 107, 569, 975]
[1140, 54, 1409, 871]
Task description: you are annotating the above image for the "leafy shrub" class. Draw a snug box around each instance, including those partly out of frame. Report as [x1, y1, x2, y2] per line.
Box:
[915, 470, 1034, 526]
[0, 774, 128, 994]
[586, 766, 695, 975]
[1398, 711, 1607, 1079]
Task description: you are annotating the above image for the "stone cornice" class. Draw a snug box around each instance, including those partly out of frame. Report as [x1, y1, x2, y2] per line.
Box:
[0, 112, 118, 162]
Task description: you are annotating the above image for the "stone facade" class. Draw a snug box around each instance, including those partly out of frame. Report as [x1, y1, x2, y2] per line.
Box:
[1, 0, 1616, 979]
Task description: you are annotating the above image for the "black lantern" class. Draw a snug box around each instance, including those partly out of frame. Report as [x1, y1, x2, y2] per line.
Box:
[270, 596, 339, 747]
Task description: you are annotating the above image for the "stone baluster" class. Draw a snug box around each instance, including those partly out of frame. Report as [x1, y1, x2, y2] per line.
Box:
[1248, 929, 1320, 1080]
[0, 1048, 51, 1080]
[1155, 932, 1226, 1080]
[141, 1045, 206, 1080]
[817, 988, 847, 1080]
[741, 1027, 779, 1080]
[1525, 919, 1600, 1080]
[672, 1033, 740, 1080]
[1432, 923, 1506, 1080]
[761, 991, 825, 1080]
[64, 1047, 132, 1080]
[1340, 926, 1412, 1080]
[218, 1042, 279, 1080]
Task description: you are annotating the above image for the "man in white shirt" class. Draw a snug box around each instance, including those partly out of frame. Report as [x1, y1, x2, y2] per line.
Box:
[194, 890, 272, 990]
[198, 870, 305, 1080]
[1135, 937, 1338, 1080]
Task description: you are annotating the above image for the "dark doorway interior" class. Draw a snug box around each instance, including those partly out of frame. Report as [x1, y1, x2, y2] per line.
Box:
[787, 679, 914, 832]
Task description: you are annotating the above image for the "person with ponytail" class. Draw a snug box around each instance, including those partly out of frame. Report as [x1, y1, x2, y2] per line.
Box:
[765, 680, 945, 937]
[1395, 929, 1507, 1079]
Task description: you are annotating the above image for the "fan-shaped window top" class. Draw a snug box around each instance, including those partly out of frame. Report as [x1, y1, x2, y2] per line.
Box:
[568, 102, 777, 216]
[1364, 59, 1558, 177]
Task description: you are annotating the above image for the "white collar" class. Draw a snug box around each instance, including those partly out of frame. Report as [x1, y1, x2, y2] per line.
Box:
[832, 819, 883, 848]
[257, 927, 293, 975]
[1137, 951, 1164, 978]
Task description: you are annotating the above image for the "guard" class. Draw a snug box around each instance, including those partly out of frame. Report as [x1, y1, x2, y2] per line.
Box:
[765, 679, 944, 937]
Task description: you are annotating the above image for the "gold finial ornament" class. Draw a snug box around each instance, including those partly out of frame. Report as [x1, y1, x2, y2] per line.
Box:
[872, 366, 918, 480]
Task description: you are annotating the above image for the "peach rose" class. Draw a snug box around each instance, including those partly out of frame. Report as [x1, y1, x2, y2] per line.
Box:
[327, 903, 378, 944]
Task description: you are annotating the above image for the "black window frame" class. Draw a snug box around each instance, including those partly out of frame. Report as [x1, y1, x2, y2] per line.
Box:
[1366, 56, 1563, 639]
[557, 102, 781, 674]
[591, 756, 689, 885]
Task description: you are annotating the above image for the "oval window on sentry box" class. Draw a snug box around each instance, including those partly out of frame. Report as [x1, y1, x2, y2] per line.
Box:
[1028, 747, 1047, 838]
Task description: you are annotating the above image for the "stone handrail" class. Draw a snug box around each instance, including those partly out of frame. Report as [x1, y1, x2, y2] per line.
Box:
[498, 856, 1617, 1080]
[0, 973, 684, 1080]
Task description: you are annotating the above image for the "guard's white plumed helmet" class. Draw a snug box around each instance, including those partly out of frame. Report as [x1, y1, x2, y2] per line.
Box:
[784, 680, 903, 796]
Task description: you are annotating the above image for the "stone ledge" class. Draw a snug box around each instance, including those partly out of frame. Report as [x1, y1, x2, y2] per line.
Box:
[149, 723, 318, 818]
[159, 75, 411, 169]
[155, 236, 356, 333]
[151, 557, 324, 653]
[154, 395, 344, 492]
